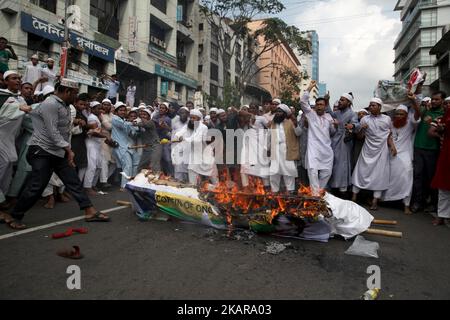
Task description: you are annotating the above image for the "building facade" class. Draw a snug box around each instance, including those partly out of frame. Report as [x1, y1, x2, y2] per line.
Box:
[394, 0, 450, 94]
[247, 20, 301, 100]
[0, 0, 199, 105]
[430, 24, 450, 93]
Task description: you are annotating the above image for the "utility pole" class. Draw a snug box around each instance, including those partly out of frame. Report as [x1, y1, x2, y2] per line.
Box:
[61, 0, 70, 78]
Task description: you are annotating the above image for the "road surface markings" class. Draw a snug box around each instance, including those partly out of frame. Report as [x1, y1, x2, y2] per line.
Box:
[0, 206, 129, 241]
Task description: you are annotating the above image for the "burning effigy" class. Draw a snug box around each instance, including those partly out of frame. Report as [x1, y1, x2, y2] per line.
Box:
[125, 170, 376, 242]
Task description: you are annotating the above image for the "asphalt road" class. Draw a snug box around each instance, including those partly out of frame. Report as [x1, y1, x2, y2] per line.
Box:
[0, 189, 449, 300]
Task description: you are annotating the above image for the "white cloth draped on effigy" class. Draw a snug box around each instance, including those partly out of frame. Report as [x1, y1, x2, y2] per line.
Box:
[125, 171, 374, 242]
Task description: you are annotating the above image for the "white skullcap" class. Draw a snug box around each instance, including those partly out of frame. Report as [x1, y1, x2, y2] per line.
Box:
[138, 105, 146, 109]
[47, 57, 55, 62]
[180, 106, 189, 113]
[341, 93, 354, 103]
[115, 101, 126, 109]
[396, 105, 409, 113]
[59, 78, 79, 89]
[209, 108, 219, 113]
[42, 85, 55, 96]
[34, 90, 43, 96]
[272, 99, 281, 105]
[370, 97, 383, 106]
[102, 99, 112, 104]
[199, 107, 205, 112]
[259, 106, 263, 111]
[217, 109, 226, 115]
[422, 97, 431, 103]
[445, 97, 450, 102]
[31, 54, 39, 59]
[227, 107, 233, 111]
[161, 102, 170, 108]
[140, 109, 152, 117]
[205, 115, 211, 121]
[278, 104, 291, 116]
[190, 109, 203, 119]
[130, 107, 139, 112]
[359, 109, 369, 114]
[3, 70, 19, 80]
[90, 101, 101, 108]
[139, 102, 146, 107]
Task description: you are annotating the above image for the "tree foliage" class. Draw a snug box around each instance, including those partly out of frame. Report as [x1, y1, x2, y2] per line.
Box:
[200, 0, 311, 101]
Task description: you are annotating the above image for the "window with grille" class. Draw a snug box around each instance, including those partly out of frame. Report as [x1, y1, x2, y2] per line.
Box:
[211, 43, 219, 61]
[210, 63, 219, 81]
[29, 0, 57, 13]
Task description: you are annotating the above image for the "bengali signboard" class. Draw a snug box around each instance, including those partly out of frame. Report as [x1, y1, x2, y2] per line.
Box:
[21, 12, 115, 62]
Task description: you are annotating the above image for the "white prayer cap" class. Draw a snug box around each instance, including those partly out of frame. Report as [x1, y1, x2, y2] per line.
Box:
[359, 109, 369, 114]
[161, 102, 170, 108]
[180, 106, 189, 113]
[115, 101, 126, 109]
[90, 101, 101, 108]
[217, 109, 226, 115]
[445, 97, 450, 102]
[139, 102, 146, 107]
[31, 54, 39, 59]
[42, 85, 55, 96]
[102, 98, 112, 104]
[34, 90, 43, 96]
[259, 106, 263, 111]
[272, 98, 281, 105]
[3, 70, 19, 80]
[130, 107, 139, 112]
[47, 57, 55, 62]
[209, 108, 219, 114]
[190, 109, 203, 119]
[205, 115, 211, 121]
[422, 97, 431, 103]
[370, 97, 383, 106]
[396, 105, 409, 113]
[138, 105, 146, 109]
[341, 93, 354, 103]
[278, 104, 291, 116]
[140, 109, 152, 117]
[199, 107, 205, 112]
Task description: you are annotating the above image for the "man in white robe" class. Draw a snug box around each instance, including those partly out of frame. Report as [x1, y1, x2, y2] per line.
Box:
[175, 109, 218, 186]
[352, 98, 396, 210]
[268, 104, 301, 193]
[23, 55, 42, 89]
[171, 107, 189, 183]
[300, 81, 337, 196]
[99, 99, 116, 189]
[382, 96, 421, 214]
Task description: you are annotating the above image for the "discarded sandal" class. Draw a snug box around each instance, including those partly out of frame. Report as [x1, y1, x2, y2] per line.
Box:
[57, 246, 84, 260]
[51, 228, 88, 239]
[85, 212, 110, 222]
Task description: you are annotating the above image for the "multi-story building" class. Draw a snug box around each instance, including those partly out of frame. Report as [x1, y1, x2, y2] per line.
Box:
[430, 24, 450, 93]
[318, 82, 327, 97]
[247, 19, 301, 100]
[0, 0, 199, 105]
[393, 0, 450, 94]
[196, 13, 270, 108]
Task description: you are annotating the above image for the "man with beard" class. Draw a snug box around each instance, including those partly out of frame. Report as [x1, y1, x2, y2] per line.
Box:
[207, 107, 219, 128]
[175, 109, 218, 186]
[382, 93, 421, 214]
[268, 104, 301, 194]
[240, 102, 271, 190]
[84, 102, 112, 196]
[23, 54, 42, 89]
[136, 108, 162, 173]
[112, 102, 140, 190]
[352, 98, 396, 210]
[411, 91, 447, 213]
[20, 82, 34, 105]
[300, 81, 337, 196]
[153, 102, 173, 176]
[328, 92, 360, 196]
[0, 71, 31, 211]
[99, 99, 116, 189]
[1, 79, 110, 229]
[171, 107, 189, 182]
[41, 58, 58, 88]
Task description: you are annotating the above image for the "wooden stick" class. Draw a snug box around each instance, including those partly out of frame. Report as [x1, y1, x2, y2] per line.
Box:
[372, 219, 398, 226]
[364, 228, 403, 238]
[116, 200, 132, 207]
[128, 144, 149, 150]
